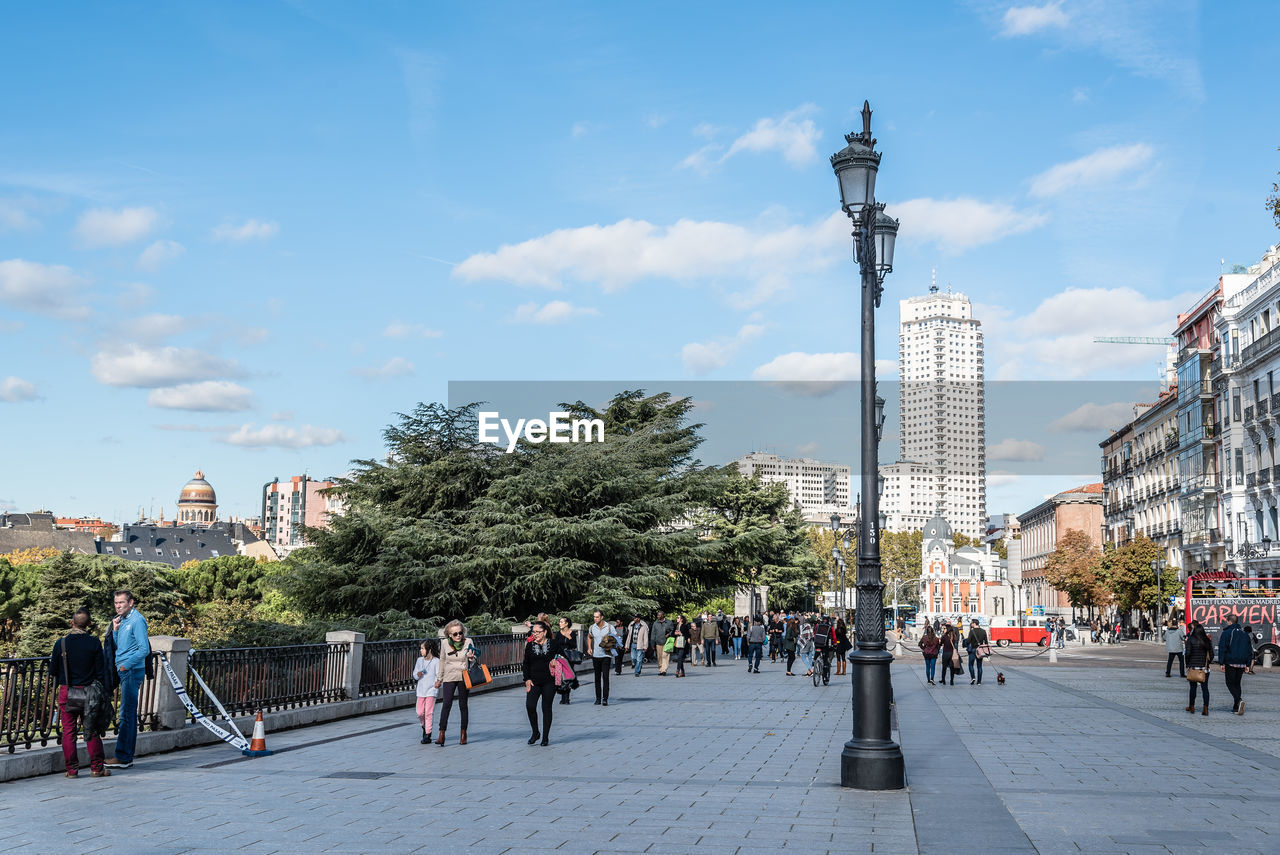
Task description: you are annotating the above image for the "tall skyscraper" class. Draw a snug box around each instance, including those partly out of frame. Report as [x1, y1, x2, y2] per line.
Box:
[880, 285, 987, 539]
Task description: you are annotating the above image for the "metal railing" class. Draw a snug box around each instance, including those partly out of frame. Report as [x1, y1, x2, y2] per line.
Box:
[186, 643, 349, 719]
[358, 632, 527, 698]
[2, 652, 162, 754]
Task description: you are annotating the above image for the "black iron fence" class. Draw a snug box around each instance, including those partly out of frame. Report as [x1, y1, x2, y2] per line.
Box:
[186, 642, 349, 720]
[359, 632, 527, 697]
[1, 652, 163, 754]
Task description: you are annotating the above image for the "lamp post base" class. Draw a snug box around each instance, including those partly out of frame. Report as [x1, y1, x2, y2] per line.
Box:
[840, 739, 905, 790]
[840, 646, 906, 790]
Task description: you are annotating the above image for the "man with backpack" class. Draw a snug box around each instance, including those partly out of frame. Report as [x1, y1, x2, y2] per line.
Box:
[1218, 613, 1253, 715]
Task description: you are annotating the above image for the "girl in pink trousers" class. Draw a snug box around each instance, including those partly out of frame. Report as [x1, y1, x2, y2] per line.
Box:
[413, 639, 441, 744]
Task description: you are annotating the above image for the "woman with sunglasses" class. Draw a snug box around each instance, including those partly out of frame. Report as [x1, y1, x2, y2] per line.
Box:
[522, 620, 564, 745]
[434, 619, 477, 746]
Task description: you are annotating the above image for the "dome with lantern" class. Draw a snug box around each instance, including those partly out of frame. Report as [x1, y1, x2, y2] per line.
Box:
[177, 469, 218, 525]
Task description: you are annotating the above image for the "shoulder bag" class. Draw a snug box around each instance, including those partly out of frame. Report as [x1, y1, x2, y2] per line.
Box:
[463, 657, 492, 690]
[61, 638, 88, 715]
[1187, 666, 1207, 683]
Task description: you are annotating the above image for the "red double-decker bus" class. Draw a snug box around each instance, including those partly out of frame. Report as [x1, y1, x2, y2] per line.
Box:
[1184, 572, 1280, 665]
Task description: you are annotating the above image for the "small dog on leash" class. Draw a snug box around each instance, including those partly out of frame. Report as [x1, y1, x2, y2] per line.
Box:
[996, 672, 1006, 685]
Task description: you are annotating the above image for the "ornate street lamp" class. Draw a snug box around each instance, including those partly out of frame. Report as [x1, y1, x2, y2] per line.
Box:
[831, 101, 904, 790]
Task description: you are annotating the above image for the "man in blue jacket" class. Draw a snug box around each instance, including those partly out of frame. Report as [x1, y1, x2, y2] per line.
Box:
[106, 589, 149, 768]
[1217, 613, 1252, 716]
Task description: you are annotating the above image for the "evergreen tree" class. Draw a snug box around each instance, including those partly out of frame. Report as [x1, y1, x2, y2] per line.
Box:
[17, 554, 179, 657]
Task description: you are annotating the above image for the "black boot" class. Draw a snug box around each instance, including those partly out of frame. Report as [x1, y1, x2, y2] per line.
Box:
[420, 727, 430, 744]
[527, 730, 540, 745]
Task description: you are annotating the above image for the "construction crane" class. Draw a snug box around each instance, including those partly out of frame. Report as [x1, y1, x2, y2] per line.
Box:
[1093, 336, 1175, 345]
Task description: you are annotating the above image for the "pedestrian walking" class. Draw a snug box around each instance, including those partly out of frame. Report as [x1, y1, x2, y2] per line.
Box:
[1055, 618, 1066, 649]
[104, 589, 149, 769]
[783, 618, 799, 675]
[523, 620, 563, 746]
[1185, 621, 1213, 715]
[1218, 613, 1253, 715]
[1164, 619, 1186, 678]
[612, 618, 627, 676]
[768, 614, 783, 662]
[834, 619, 851, 676]
[587, 610, 620, 704]
[939, 625, 959, 686]
[701, 613, 718, 666]
[49, 607, 109, 778]
[435, 619, 478, 745]
[652, 611, 673, 676]
[919, 624, 940, 686]
[798, 620, 816, 678]
[731, 617, 743, 659]
[555, 617, 579, 704]
[625, 614, 649, 677]
[673, 614, 692, 676]
[965, 619, 989, 685]
[413, 639, 440, 744]
[745, 616, 765, 673]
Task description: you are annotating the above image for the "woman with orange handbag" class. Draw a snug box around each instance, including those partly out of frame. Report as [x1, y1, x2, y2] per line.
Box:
[434, 619, 477, 746]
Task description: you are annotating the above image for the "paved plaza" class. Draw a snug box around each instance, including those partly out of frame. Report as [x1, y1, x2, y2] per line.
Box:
[3, 643, 1279, 854]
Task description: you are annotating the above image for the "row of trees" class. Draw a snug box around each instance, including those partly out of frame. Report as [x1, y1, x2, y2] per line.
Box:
[3, 391, 828, 657]
[1042, 530, 1180, 621]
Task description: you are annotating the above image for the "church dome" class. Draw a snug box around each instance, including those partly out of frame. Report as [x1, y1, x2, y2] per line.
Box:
[177, 469, 218, 525]
[923, 514, 952, 542]
[179, 470, 217, 506]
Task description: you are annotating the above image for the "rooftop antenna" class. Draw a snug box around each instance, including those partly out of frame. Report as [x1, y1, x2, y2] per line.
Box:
[929, 266, 938, 294]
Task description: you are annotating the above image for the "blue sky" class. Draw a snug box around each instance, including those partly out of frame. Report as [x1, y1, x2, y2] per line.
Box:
[3, 1, 1279, 523]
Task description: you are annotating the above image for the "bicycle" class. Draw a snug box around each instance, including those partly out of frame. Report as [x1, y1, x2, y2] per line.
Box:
[812, 645, 832, 686]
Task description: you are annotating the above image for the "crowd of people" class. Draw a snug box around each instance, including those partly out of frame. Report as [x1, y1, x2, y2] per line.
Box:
[413, 608, 856, 748]
[916, 617, 991, 685]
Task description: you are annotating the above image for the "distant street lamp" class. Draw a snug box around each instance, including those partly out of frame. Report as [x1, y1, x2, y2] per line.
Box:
[831, 101, 903, 790]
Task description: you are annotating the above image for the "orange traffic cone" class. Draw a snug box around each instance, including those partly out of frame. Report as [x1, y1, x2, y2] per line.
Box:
[243, 710, 273, 757]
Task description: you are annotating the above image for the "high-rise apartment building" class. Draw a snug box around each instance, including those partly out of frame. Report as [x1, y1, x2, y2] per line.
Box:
[734, 452, 851, 512]
[261, 475, 342, 554]
[880, 286, 987, 539]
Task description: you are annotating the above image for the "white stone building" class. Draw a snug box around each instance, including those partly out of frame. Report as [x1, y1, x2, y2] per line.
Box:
[880, 286, 987, 539]
[1215, 244, 1280, 581]
[734, 452, 851, 513]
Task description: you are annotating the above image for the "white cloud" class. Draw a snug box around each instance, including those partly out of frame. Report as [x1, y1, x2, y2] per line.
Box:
[271, 410, 294, 421]
[796, 441, 820, 455]
[571, 121, 592, 138]
[0, 376, 39, 402]
[0, 197, 40, 231]
[989, 286, 1189, 379]
[147, 381, 254, 412]
[1000, 2, 1070, 37]
[987, 471, 1021, 489]
[454, 213, 847, 298]
[1029, 143, 1154, 197]
[987, 438, 1046, 462]
[137, 239, 185, 271]
[681, 324, 764, 375]
[512, 300, 600, 325]
[682, 105, 821, 171]
[130, 313, 190, 342]
[752, 351, 897, 395]
[990, 0, 1201, 99]
[91, 343, 242, 388]
[74, 206, 158, 247]
[212, 219, 280, 242]
[891, 198, 1047, 253]
[222, 423, 346, 449]
[1071, 87, 1091, 104]
[382, 322, 443, 339]
[351, 357, 415, 379]
[1049, 402, 1138, 433]
[0, 259, 91, 318]
[724, 105, 821, 168]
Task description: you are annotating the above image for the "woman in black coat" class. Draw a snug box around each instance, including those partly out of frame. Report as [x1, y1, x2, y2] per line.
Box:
[523, 621, 564, 746]
[1185, 621, 1214, 716]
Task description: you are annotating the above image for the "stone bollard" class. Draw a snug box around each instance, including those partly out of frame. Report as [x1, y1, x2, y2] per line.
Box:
[1048, 647, 1058, 664]
[325, 630, 365, 701]
[147, 635, 192, 730]
[1265, 651, 1274, 669]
